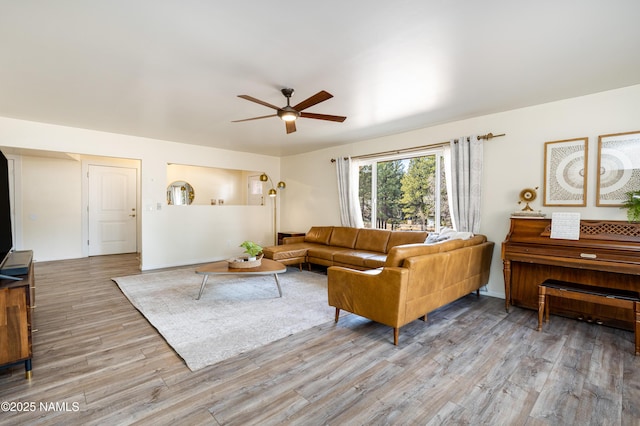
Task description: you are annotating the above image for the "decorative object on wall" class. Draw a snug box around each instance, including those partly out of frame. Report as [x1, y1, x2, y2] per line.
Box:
[543, 137, 588, 206]
[621, 190, 640, 222]
[597, 130, 640, 206]
[260, 173, 286, 245]
[167, 181, 195, 205]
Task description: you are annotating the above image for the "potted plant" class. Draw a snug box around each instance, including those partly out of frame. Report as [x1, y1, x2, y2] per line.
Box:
[240, 241, 263, 261]
[621, 190, 640, 222]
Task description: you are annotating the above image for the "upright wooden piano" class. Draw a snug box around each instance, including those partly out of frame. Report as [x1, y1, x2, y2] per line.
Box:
[502, 217, 640, 331]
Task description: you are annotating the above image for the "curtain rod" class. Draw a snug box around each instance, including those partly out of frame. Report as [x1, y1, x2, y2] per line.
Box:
[330, 132, 505, 163]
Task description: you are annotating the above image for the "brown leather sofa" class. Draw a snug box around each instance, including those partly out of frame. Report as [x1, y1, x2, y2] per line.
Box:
[262, 226, 428, 270]
[327, 235, 494, 345]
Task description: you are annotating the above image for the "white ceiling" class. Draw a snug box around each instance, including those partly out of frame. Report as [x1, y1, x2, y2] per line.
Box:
[1, 1, 640, 157]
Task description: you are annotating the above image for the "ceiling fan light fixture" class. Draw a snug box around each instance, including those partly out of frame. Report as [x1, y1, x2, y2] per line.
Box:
[234, 88, 346, 134]
[277, 107, 299, 122]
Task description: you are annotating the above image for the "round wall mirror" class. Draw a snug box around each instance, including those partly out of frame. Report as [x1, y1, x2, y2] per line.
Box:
[167, 181, 195, 205]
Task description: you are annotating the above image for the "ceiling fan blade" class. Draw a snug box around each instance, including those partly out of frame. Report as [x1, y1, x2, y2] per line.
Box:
[231, 114, 276, 122]
[299, 112, 347, 122]
[285, 120, 296, 134]
[237, 95, 280, 110]
[292, 90, 333, 112]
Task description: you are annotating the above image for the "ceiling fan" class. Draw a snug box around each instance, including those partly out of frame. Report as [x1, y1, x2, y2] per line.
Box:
[232, 88, 347, 134]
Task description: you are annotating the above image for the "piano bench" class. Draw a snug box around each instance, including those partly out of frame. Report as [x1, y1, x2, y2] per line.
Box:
[537, 279, 640, 356]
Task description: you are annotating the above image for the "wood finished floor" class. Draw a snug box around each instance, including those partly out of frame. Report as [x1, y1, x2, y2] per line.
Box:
[1, 253, 639, 425]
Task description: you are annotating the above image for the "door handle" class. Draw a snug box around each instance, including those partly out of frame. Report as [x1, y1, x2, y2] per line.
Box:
[129, 214, 136, 217]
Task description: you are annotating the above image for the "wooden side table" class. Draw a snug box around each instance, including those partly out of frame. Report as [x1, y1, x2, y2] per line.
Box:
[277, 231, 305, 245]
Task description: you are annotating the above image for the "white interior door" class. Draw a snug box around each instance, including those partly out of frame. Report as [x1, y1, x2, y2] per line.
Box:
[88, 165, 137, 256]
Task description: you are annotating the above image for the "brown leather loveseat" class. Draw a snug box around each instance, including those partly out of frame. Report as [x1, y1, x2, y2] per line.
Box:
[327, 235, 494, 345]
[262, 226, 428, 270]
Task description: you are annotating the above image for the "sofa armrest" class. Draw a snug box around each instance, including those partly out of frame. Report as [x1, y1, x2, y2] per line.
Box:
[327, 266, 409, 328]
[283, 236, 305, 244]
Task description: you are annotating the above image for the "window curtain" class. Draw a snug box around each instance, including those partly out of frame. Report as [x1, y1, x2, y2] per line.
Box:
[335, 157, 364, 228]
[447, 135, 483, 233]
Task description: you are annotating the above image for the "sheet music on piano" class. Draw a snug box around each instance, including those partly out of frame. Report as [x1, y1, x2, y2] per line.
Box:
[550, 212, 581, 240]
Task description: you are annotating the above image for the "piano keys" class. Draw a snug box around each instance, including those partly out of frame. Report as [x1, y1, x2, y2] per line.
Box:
[502, 217, 640, 331]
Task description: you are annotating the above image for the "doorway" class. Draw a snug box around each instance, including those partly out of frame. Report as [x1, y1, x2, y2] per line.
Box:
[87, 164, 138, 256]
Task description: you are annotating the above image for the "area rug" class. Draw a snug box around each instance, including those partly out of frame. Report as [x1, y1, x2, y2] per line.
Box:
[112, 267, 334, 371]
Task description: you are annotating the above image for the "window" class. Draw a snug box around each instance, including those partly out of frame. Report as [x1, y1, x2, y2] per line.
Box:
[358, 150, 451, 232]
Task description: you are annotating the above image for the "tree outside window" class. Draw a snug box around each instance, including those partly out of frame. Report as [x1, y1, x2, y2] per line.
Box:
[358, 151, 451, 231]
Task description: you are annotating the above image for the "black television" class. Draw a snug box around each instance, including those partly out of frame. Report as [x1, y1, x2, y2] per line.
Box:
[0, 150, 20, 280]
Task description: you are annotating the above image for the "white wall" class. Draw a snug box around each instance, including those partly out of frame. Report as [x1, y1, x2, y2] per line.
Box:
[280, 84, 640, 298]
[2, 84, 638, 274]
[0, 118, 281, 269]
[21, 155, 82, 260]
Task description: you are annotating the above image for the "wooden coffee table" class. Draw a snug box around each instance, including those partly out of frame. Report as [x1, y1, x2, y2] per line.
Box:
[195, 258, 287, 300]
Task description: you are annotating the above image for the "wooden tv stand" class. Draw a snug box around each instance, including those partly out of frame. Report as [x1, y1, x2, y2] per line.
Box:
[0, 250, 34, 379]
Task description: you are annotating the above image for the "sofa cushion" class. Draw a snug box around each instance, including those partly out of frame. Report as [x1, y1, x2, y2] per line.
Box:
[262, 243, 311, 261]
[428, 234, 486, 253]
[304, 226, 334, 245]
[329, 227, 360, 249]
[436, 239, 467, 252]
[333, 250, 380, 268]
[307, 245, 351, 261]
[386, 231, 429, 252]
[385, 243, 442, 267]
[363, 254, 387, 269]
[354, 228, 390, 252]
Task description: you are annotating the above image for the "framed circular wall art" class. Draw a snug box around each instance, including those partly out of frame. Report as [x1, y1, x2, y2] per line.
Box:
[596, 130, 640, 206]
[543, 137, 588, 206]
